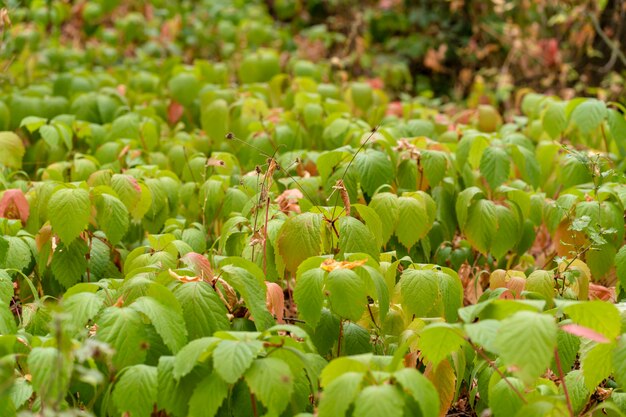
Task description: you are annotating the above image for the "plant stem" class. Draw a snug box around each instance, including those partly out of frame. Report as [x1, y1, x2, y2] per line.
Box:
[337, 319, 344, 357]
[250, 392, 258, 417]
[468, 340, 527, 404]
[554, 348, 574, 417]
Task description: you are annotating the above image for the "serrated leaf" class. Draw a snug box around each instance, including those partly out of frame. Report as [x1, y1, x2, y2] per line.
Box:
[571, 99, 607, 135]
[399, 269, 439, 318]
[157, 356, 198, 417]
[51, 239, 88, 288]
[95, 193, 129, 245]
[542, 101, 567, 139]
[62, 291, 105, 330]
[369, 192, 399, 246]
[213, 340, 260, 384]
[294, 267, 325, 328]
[112, 365, 158, 417]
[394, 368, 439, 417]
[28, 347, 72, 403]
[493, 311, 557, 384]
[355, 149, 394, 196]
[564, 301, 621, 340]
[581, 341, 615, 391]
[480, 146, 510, 189]
[48, 187, 91, 243]
[96, 306, 148, 369]
[338, 216, 379, 260]
[564, 370, 590, 414]
[132, 295, 187, 354]
[352, 203, 383, 248]
[188, 372, 229, 417]
[616, 246, 626, 293]
[464, 199, 497, 255]
[491, 205, 521, 259]
[353, 384, 405, 417]
[464, 320, 501, 353]
[277, 213, 323, 273]
[395, 195, 433, 250]
[318, 372, 363, 417]
[418, 324, 465, 366]
[173, 281, 230, 340]
[0, 271, 13, 307]
[245, 358, 294, 415]
[221, 265, 274, 331]
[488, 376, 525, 417]
[325, 268, 367, 321]
[0, 236, 32, 272]
[173, 337, 220, 379]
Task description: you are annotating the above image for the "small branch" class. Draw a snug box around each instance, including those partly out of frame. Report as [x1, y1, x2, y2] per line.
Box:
[337, 319, 344, 357]
[589, 13, 626, 69]
[468, 340, 527, 404]
[554, 348, 574, 417]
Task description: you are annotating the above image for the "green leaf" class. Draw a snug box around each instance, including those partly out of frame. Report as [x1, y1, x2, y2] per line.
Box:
[277, 213, 323, 273]
[201, 99, 229, 148]
[564, 370, 590, 414]
[28, 347, 72, 403]
[7, 377, 32, 410]
[95, 193, 129, 245]
[318, 372, 363, 417]
[615, 246, 626, 293]
[608, 109, 626, 156]
[399, 269, 439, 318]
[0, 132, 25, 169]
[157, 356, 198, 417]
[422, 150, 448, 186]
[338, 216, 379, 260]
[173, 337, 220, 379]
[395, 194, 435, 250]
[62, 291, 105, 330]
[455, 187, 483, 229]
[221, 265, 275, 331]
[294, 267, 325, 328]
[480, 146, 510, 189]
[355, 149, 394, 196]
[493, 311, 557, 384]
[213, 340, 261, 384]
[0, 236, 31, 272]
[564, 301, 621, 340]
[0, 270, 14, 306]
[393, 368, 439, 417]
[369, 192, 399, 246]
[173, 281, 230, 340]
[437, 270, 463, 322]
[132, 295, 188, 354]
[570, 99, 607, 135]
[581, 341, 615, 391]
[48, 187, 91, 243]
[245, 358, 294, 415]
[96, 306, 148, 369]
[464, 199, 497, 255]
[325, 268, 367, 321]
[353, 384, 405, 417]
[542, 101, 567, 139]
[491, 205, 521, 259]
[488, 377, 525, 417]
[464, 320, 501, 353]
[353, 203, 383, 248]
[51, 239, 88, 288]
[113, 365, 158, 417]
[614, 337, 626, 387]
[418, 323, 465, 366]
[169, 73, 200, 107]
[188, 372, 229, 417]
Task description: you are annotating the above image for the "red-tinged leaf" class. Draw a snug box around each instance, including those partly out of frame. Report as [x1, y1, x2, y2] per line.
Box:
[561, 324, 610, 344]
[386, 101, 403, 117]
[181, 252, 214, 281]
[168, 100, 185, 124]
[424, 359, 456, 417]
[265, 282, 284, 324]
[588, 283, 616, 302]
[0, 189, 30, 224]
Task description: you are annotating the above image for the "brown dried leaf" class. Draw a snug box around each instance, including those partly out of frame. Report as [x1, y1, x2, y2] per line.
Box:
[0, 189, 30, 224]
[320, 258, 367, 272]
[265, 282, 285, 324]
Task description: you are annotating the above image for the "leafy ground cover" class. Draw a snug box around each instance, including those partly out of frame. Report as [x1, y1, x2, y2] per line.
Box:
[2, 1, 626, 417]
